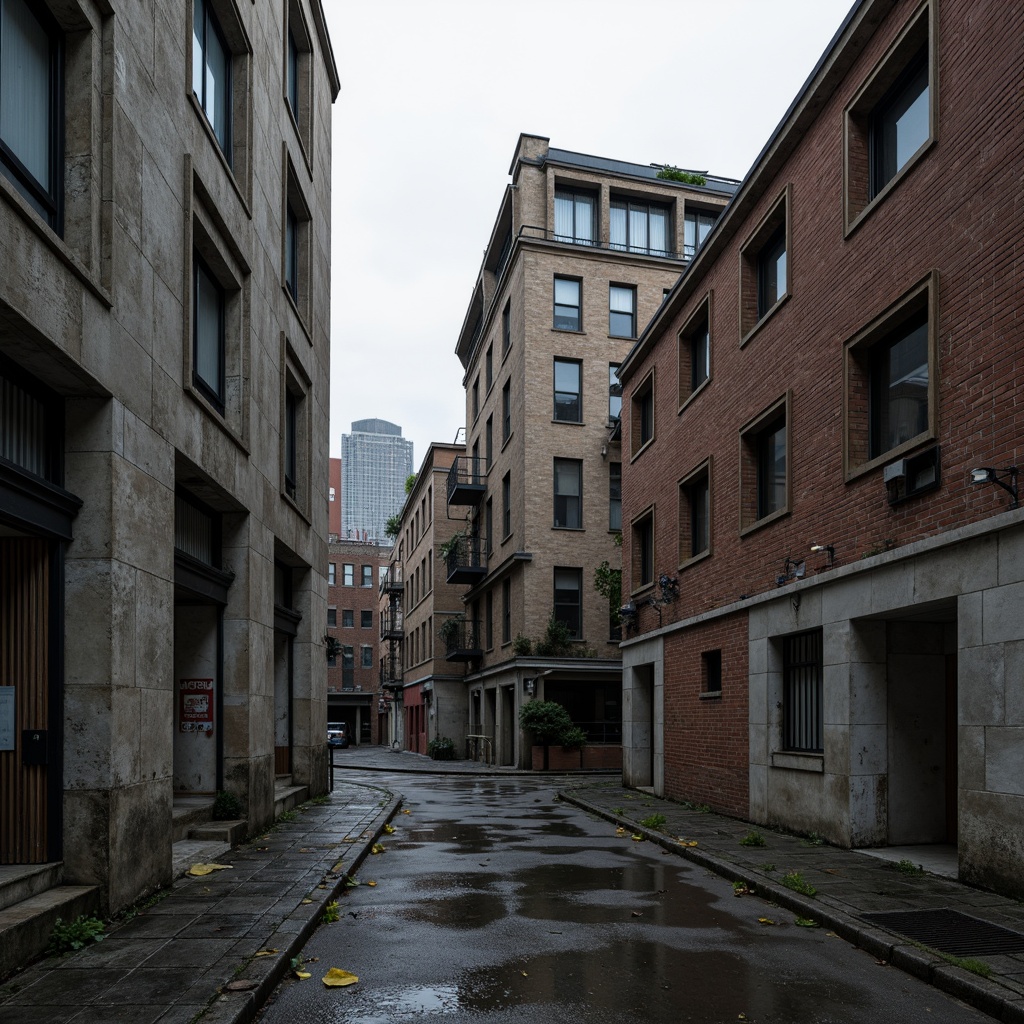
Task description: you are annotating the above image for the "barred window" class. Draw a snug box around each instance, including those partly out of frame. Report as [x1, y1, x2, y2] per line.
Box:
[783, 630, 823, 753]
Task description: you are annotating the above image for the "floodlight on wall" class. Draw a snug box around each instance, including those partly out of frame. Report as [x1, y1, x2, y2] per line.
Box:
[970, 466, 1019, 509]
[524, 678, 535, 697]
[810, 543, 836, 568]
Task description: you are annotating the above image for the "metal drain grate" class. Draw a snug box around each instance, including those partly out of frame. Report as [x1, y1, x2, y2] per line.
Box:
[863, 908, 1024, 957]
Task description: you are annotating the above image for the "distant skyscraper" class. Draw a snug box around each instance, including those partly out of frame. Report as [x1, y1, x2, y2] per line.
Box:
[340, 419, 414, 541]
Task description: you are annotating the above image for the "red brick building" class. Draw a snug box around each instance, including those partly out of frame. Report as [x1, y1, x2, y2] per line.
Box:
[618, 0, 1024, 896]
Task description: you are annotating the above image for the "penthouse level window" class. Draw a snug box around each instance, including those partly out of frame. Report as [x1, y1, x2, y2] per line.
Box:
[554, 187, 595, 244]
[611, 198, 669, 256]
[0, 0, 63, 230]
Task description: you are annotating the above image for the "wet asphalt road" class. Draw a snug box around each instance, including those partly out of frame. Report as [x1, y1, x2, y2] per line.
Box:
[257, 770, 985, 1023]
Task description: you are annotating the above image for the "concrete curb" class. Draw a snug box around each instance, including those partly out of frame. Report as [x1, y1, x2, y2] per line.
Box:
[560, 790, 1023, 1024]
[196, 791, 403, 1024]
[336, 759, 618, 778]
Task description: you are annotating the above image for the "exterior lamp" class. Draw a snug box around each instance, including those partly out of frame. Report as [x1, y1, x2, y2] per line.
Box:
[524, 678, 535, 697]
[810, 543, 835, 568]
[971, 467, 1019, 508]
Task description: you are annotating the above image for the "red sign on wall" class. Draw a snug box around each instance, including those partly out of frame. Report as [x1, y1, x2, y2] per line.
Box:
[178, 678, 214, 733]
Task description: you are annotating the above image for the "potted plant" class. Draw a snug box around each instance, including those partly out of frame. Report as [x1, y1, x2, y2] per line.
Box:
[519, 699, 573, 770]
[437, 616, 461, 650]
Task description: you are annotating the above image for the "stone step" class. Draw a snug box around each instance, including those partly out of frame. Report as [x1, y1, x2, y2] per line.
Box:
[0, 884, 101, 980]
[188, 818, 247, 846]
[171, 795, 215, 843]
[0, 863, 63, 914]
[274, 783, 308, 817]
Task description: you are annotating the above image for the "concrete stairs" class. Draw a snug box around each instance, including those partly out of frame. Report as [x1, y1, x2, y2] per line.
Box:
[0, 864, 100, 980]
[274, 774, 308, 816]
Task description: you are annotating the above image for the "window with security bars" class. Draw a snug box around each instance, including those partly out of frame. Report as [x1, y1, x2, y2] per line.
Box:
[783, 630, 823, 752]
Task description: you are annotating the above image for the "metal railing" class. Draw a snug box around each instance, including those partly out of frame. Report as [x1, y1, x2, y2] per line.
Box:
[444, 534, 487, 583]
[446, 455, 488, 505]
[519, 224, 689, 262]
[379, 560, 403, 595]
[380, 607, 403, 639]
[442, 617, 483, 659]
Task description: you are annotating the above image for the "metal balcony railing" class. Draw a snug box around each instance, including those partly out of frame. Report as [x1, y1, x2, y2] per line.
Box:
[519, 224, 689, 262]
[446, 456, 487, 506]
[380, 607, 403, 639]
[379, 653, 403, 688]
[379, 560, 403, 595]
[442, 618, 483, 661]
[444, 534, 487, 585]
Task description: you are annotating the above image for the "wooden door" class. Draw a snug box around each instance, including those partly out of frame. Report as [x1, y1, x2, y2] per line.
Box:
[0, 539, 50, 864]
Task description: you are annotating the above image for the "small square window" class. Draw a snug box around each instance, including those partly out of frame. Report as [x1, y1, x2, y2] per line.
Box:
[361, 609, 372, 628]
[844, 272, 936, 478]
[739, 395, 789, 534]
[553, 358, 582, 422]
[678, 459, 711, 567]
[553, 458, 582, 529]
[609, 285, 636, 339]
[554, 276, 581, 331]
[677, 293, 712, 409]
[631, 507, 655, 591]
[630, 370, 655, 458]
[844, 4, 934, 233]
[739, 187, 790, 343]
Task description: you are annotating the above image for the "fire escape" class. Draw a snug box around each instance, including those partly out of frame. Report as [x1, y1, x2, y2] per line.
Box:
[379, 558, 404, 711]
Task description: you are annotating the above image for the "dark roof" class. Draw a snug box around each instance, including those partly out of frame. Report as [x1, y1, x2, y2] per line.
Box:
[544, 147, 740, 196]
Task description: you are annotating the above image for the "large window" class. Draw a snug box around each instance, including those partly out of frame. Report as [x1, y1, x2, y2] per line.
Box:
[553, 277, 581, 331]
[554, 187, 595, 244]
[283, 386, 297, 499]
[631, 508, 654, 590]
[192, 0, 232, 161]
[678, 295, 711, 408]
[193, 253, 226, 410]
[611, 198, 670, 256]
[631, 370, 655, 457]
[609, 285, 636, 339]
[553, 458, 582, 529]
[678, 460, 711, 566]
[740, 395, 789, 533]
[0, 0, 62, 229]
[683, 208, 717, 259]
[553, 568, 582, 639]
[553, 359, 582, 422]
[783, 630, 823, 753]
[502, 379, 511, 442]
[844, 273, 935, 476]
[740, 187, 790, 342]
[844, 5, 934, 232]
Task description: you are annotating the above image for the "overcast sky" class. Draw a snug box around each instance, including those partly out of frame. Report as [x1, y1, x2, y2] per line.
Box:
[324, 0, 855, 468]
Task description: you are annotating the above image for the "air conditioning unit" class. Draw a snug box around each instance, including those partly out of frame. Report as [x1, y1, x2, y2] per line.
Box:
[884, 447, 940, 505]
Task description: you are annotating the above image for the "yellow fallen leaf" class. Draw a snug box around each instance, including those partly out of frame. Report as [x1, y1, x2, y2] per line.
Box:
[189, 863, 233, 876]
[371, 843, 385, 854]
[367, 880, 377, 887]
[294, 971, 311, 980]
[758, 917, 776, 926]
[631, 834, 644, 842]
[615, 827, 626, 835]
[301, 899, 313, 904]
[323, 968, 359, 987]
[254, 949, 279, 957]
[401, 808, 411, 814]
[520, 970, 528, 976]
[384, 824, 395, 834]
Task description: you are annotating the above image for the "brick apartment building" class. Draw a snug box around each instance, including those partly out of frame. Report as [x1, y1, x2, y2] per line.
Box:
[378, 442, 470, 754]
[0, 0, 338, 961]
[617, 0, 1024, 896]
[447, 135, 737, 768]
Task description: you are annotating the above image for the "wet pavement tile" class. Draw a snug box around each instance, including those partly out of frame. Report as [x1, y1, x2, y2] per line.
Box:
[176, 914, 264, 938]
[136, 937, 238, 969]
[142, 897, 221, 917]
[153, 1002, 211, 1024]
[92, 966, 214, 1006]
[71, 1002, 175, 1024]
[56, 937, 165, 971]
[0, 1005, 75, 1024]
[110, 914, 191, 939]
[3, 968, 123, 1006]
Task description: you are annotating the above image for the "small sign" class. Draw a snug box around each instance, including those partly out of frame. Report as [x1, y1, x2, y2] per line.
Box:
[0, 688, 14, 751]
[178, 678, 214, 733]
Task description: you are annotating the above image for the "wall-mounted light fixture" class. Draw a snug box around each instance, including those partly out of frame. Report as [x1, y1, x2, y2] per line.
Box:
[600, 444, 608, 459]
[810, 543, 835, 569]
[619, 601, 637, 635]
[523, 678, 535, 697]
[970, 466, 1018, 509]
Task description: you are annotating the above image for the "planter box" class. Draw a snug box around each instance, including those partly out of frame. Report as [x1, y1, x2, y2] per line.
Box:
[531, 744, 622, 771]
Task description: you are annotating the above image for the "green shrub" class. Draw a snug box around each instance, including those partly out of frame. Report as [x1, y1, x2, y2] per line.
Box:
[561, 726, 588, 751]
[519, 700, 573, 745]
[427, 736, 456, 761]
[639, 813, 667, 830]
[781, 871, 817, 897]
[212, 790, 242, 820]
[512, 633, 533, 656]
[740, 830, 767, 848]
[655, 167, 707, 186]
[48, 915, 105, 955]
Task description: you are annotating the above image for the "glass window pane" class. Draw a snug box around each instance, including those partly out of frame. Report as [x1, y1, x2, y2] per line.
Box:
[575, 193, 594, 241]
[554, 193, 573, 239]
[609, 286, 633, 313]
[649, 207, 668, 254]
[877, 60, 929, 187]
[192, 0, 205, 99]
[194, 261, 223, 398]
[205, 18, 230, 153]
[610, 203, 626, 249]
[1, 0, 51, 183]
[628, 205, 647, 252]
[554, 278, 579, 306]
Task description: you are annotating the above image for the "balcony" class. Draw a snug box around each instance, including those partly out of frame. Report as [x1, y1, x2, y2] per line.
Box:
[379, 652, 403, 689]
[446, 456, 487, 506]
[442, 618, 483, 662]
[380, 607, 403, 640]
[444, 534, 487, 585]
[519, 224, 688, 261]
[380, 560, 403, 596]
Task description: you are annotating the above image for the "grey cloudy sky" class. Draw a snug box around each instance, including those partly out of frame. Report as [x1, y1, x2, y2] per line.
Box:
[324, 0, 854, 467]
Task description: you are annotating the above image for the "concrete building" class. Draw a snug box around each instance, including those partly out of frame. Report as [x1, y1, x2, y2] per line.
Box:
[448, 135, 737, 768]
[325, 532, 389, 746]
[0, 0, 339, 959]
[378, 442, 470, 755]
[339, 418, 414, 542]
[616, 0, 1024, 896]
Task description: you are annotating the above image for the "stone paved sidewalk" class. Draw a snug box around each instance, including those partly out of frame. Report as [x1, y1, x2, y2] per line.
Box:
[0, 779, 398, 1024]
[561, 779, 1024, 1024]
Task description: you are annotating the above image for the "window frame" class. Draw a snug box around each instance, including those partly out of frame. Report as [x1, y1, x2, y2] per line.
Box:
[0, 0, 64, 231]
[782, 630, 823, 753]
[192, 0, 233, 163]
[553, 275, 582, 332]
[678, 457, 712, 569]
[501, 471, 511, 540]
[683, 206, 717, 260]
[328, 562, 336, 586]
[342, 563, 354, 586]
[630, 506, 655, 594]
[501, 379, 512, 444]
[739, 393, 790, 536]
[739, 186, 791, 345]
[361, 609, 372, 628]
[554, 186, 597, 245]
[553, 358, 583, 423]
[553, 567, 583, 640]
[843, 271, 937, 481]
[702, 649, 723, 697]
[501, 300, 511, 356]
[192, 251, 226, 412]
[609, 462, 622, 532]
[677, 291, 712, 411]
[341, 608, 354, 628]
[553, 457, 583, 530]
[630, 368, 655, 460]
[609, 284, 637, 339]
[843, 2, 935, 236]
[608, 363, 622, 426]
[361, 564, 372, 587]
[610, 196, 672, 257]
